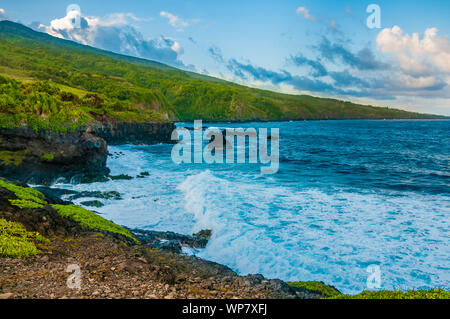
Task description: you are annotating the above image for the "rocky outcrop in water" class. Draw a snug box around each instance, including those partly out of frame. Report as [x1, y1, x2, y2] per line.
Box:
[89, 121, 175, 145]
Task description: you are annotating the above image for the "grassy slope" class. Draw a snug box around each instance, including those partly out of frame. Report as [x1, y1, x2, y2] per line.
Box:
[0, 20, 445, 125]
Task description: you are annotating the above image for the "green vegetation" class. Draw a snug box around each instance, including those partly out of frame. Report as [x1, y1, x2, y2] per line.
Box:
[0, 20, 443, 129]
[0, 218, 49, 258]
[0, 150, 29, 166]
[288, 281, 341, 298]
[0, 179, 47, 205]
[194, 229, 213, 240]
[287, 281, 449, 299]
[9, 199, 44, 209]
[333, 289, 450, 299]
[0, 74, 165, 133]
[51, 204, 136, 241]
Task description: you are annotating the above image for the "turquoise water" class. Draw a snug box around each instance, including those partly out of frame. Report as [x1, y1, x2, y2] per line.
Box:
[55, 120, 450, 294]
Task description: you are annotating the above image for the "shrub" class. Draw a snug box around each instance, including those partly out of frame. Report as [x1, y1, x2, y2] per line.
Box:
[0, 218, 49, 258]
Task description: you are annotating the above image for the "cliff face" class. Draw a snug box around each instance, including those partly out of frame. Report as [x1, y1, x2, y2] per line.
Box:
[0, 121, 175, 185]
[0, 126, 109, 185]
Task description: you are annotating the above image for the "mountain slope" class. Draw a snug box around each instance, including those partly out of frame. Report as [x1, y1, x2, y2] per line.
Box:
[0, 20, 445, 122]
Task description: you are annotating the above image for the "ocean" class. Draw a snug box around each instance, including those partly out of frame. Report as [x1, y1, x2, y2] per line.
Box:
[54, 120, 450, 294]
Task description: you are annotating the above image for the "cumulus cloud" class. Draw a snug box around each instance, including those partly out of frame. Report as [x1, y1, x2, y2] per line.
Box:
[39, 10, 184, 67]
[213, 30, 449, 104]
[377, 26, 450, 76]
[160, 11, 189, 31]
[0, 8, 8, 20]
[296, 7, 315, 21]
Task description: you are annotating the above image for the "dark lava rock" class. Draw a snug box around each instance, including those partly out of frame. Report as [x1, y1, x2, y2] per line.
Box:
[109, 174, 133, 181]
[194, 229, 212, 240]
[0, 121, 175, 185]
[130, 229, 209, 254]
[33, 187, 77, 205]
[0, 126, 109, 185]
[68, 190, 122, 201]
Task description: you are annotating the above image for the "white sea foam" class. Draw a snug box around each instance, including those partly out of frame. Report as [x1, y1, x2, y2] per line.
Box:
[54, 145, 450, 294]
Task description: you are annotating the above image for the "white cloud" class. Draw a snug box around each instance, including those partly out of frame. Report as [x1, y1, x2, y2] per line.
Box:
[160, 11, 189, 31]
[0, 8, 8, 20]
[377, 26, 450, 76]
[39, 11, 184, 67]
[296, 7, 315, 21]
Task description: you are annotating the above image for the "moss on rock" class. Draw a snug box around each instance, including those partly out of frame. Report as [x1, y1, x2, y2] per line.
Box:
[0, 179, 47, 205]
[0, 218, 49, 258]
[288, 281, 341, 298]
[0, 150, 29, 166]
[51, 204, 136, 241]
[41, 153, 55, 161]
[333, 289, 450, 299]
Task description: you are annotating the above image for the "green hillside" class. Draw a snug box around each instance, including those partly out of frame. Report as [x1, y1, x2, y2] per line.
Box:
[0, 20, 444, 128]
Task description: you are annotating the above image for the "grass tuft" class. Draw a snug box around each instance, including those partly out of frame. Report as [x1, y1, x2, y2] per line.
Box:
[0, 218, 49, 258]
[51, 204, 136, 241]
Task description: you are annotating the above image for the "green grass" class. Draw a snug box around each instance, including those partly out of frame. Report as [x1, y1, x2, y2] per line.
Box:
[0, 218, 49, 258]
[288, 281, 341, 298]
[0, 150, 29, 166]
[51, 204, 136, 241]
[9, 199, 44, 209]
[41, 153, 55, 161]
[0, 179, 47, 205]
[333, 289, 450, 299]
[287, 281, 449, 299]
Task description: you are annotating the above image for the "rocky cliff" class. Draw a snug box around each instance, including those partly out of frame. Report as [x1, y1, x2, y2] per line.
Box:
[89, 121, 175, 145]
[0, 121, 175, 185]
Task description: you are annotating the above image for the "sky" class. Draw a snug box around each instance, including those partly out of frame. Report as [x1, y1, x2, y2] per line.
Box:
[1, 0, 450, 115]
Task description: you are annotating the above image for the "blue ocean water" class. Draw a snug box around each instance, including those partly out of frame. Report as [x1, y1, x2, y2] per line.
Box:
[55, 120, 450, 294]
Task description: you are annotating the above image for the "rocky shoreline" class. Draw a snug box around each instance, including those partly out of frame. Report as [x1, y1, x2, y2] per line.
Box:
[0, 120, 175, 185]
[0, 179, 327, 299]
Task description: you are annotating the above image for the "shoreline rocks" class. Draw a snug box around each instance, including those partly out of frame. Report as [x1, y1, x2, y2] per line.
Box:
[129, 229, 210, 254]
[0, 120, 175, 185]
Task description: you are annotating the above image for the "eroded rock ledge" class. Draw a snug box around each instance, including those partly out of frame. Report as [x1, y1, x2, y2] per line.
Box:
[0, 121, 175, 185]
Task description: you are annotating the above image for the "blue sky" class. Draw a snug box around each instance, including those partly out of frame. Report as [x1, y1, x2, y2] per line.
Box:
[1, 0, 450, 115]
